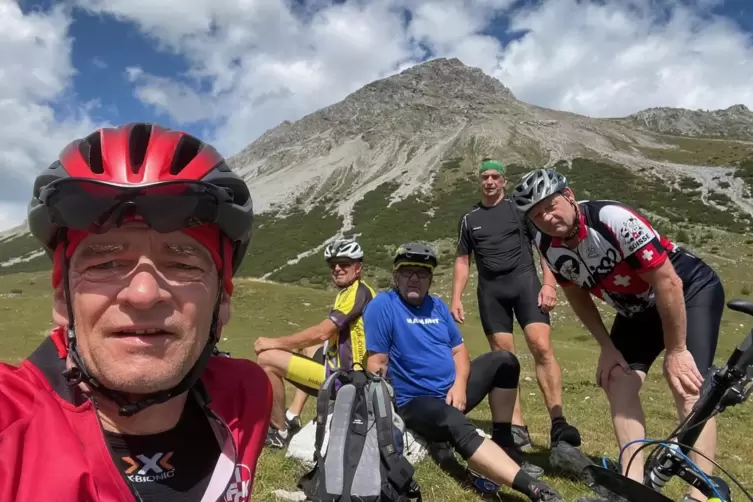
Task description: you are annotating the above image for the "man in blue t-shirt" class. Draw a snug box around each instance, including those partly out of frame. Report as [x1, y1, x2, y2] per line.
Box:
[365, 243, 564, 502]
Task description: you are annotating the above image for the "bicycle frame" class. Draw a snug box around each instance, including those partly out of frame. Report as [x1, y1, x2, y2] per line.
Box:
[583, 299, 753, 502]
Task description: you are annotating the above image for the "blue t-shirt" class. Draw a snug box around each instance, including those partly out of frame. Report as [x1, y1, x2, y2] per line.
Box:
[364, 289, 464, 408]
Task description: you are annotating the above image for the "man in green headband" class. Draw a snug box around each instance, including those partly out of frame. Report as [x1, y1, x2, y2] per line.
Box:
[480, 159, 506, 176]
[451, 158, 582, 457]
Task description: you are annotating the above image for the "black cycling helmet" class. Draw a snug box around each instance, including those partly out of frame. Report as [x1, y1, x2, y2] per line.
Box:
[393, 242, 438, 270]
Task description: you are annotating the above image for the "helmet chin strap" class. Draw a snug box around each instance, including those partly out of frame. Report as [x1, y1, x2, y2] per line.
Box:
[563, 196, 581, 241]
[60, 232, 225, 417]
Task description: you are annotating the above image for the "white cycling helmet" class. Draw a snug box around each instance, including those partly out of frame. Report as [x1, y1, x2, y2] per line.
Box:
[511, 168, 569, 213]
[324, 238, 364, 261]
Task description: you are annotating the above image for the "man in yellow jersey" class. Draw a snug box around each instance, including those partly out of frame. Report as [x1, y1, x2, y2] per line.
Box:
[255, 238, 376, 448]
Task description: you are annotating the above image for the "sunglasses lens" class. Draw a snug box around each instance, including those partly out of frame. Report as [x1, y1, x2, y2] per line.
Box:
[41, 180, 221, 234]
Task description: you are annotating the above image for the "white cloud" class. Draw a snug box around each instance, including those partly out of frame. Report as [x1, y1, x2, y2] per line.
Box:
[91, 56, 108, 69]
[125, 67, 216, 123]
[3, 0, 753, 233]
[68, 0, 753, 162]
[0, 201, 28, 233]
[0, 1, 105, 232]
[76, 0, 428, 154]
[488, 0, 753, 117]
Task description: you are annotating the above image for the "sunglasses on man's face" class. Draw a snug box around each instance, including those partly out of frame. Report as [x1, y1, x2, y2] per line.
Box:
[397, 267, 432, 279]
[39, 178, 234, 235]
[329, 261, 355, 271]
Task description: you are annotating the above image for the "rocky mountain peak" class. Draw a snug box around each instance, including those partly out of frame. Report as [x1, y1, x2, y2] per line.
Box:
[361, 57, 516, 102]
[231, 58, 519, 171]
[725, 104, 751, 114]
[625, 103, 753, 139]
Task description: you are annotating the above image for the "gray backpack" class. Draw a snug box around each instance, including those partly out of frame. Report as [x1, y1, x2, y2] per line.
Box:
[297, 369, 423, 502]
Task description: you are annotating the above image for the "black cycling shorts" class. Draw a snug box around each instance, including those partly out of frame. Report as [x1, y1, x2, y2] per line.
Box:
[610, 270, 725, 376]
[476, 269, 550, 336]
[396, 351, 520, 459]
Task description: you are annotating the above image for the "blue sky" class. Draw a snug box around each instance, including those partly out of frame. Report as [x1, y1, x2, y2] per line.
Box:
[1, 0, 753, 232]
[56, 3, 211, 138]
[31, 0, 753, 148]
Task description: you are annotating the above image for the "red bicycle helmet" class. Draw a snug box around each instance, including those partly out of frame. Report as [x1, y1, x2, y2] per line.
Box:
[26, 123, 254, 416]
[28, 122, 253, 275]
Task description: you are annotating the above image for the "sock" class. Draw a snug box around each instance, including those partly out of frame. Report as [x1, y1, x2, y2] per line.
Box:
[551, 416, 566, 434]
[492, 422, 523, 464]
[551, 415, 581, 446]
[286, 409, 298, 421]
[278, 428, 288, 438]
[511, 469, 538, 498]
[491, 422, 513, 447]
[551, 416, 566, 426]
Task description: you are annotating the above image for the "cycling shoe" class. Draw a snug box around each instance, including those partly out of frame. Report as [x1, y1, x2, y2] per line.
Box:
[530, 482, 566, 502]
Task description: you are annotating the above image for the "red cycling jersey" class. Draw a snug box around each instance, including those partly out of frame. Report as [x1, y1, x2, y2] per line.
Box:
[532, 200, 701, 317]
[0, 327, 272, 502]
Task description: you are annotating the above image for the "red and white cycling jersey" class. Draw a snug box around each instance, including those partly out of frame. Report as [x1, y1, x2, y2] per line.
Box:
[532, 200, 678, 317]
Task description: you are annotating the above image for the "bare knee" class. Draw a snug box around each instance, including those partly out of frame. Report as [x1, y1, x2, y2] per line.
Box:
[605, 366, 642, 402]
[488, 333, 514, 352]
[524, 323, 554, 364]
[256, 349, 273, 368]
[300, 343, 321, 358]
[674, 390, 700, 418]
[256, 349, 289, 377]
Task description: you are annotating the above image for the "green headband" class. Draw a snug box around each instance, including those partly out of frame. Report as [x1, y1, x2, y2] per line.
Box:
[480, 160, 506, 175]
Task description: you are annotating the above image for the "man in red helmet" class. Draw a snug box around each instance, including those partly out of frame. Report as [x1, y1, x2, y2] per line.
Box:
[0, 123, 271, 502]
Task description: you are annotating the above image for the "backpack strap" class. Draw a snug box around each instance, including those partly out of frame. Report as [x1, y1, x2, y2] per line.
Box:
[313, 369, 344, 462]
[370, 377, 422, 500]
[371, 378, 398, 458]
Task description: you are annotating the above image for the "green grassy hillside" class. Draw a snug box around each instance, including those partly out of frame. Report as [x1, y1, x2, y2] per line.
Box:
[244, 155, 753, 287]
[2, 149, 752, 288]
[0, 254, 751, 501]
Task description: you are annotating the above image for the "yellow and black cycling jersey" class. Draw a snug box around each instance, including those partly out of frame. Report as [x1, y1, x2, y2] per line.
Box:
[324, 278, 376, 374]
[286, 278, 375, 391]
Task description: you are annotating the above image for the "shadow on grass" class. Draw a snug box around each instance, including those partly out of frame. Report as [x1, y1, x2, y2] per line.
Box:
[425, 449, 530, 502]
[469, 418, 607, 472]
[512, 445, 607, 475]
[440, 419, 619, 498]
[509, 444, 626, 501]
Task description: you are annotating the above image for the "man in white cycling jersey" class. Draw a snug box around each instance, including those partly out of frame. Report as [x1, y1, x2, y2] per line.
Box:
[511, 168, 725, 502]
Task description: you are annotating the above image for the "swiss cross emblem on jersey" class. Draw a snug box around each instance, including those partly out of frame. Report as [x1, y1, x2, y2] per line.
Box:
[613, 275, 631, 287]
[637, 244, 660, 267]
[223, 464, 252, 502]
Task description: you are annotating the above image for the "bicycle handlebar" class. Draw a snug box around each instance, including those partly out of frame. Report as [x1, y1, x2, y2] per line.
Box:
[728, 332, 753, 377]
[583, 299, 753, 502]
[643, 329, 753, 497]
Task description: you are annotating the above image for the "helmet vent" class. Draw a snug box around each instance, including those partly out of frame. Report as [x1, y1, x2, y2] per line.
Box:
[170, 135, 202, 175]
[80, 132, 104, 174]
[128, 123, 152, 174]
